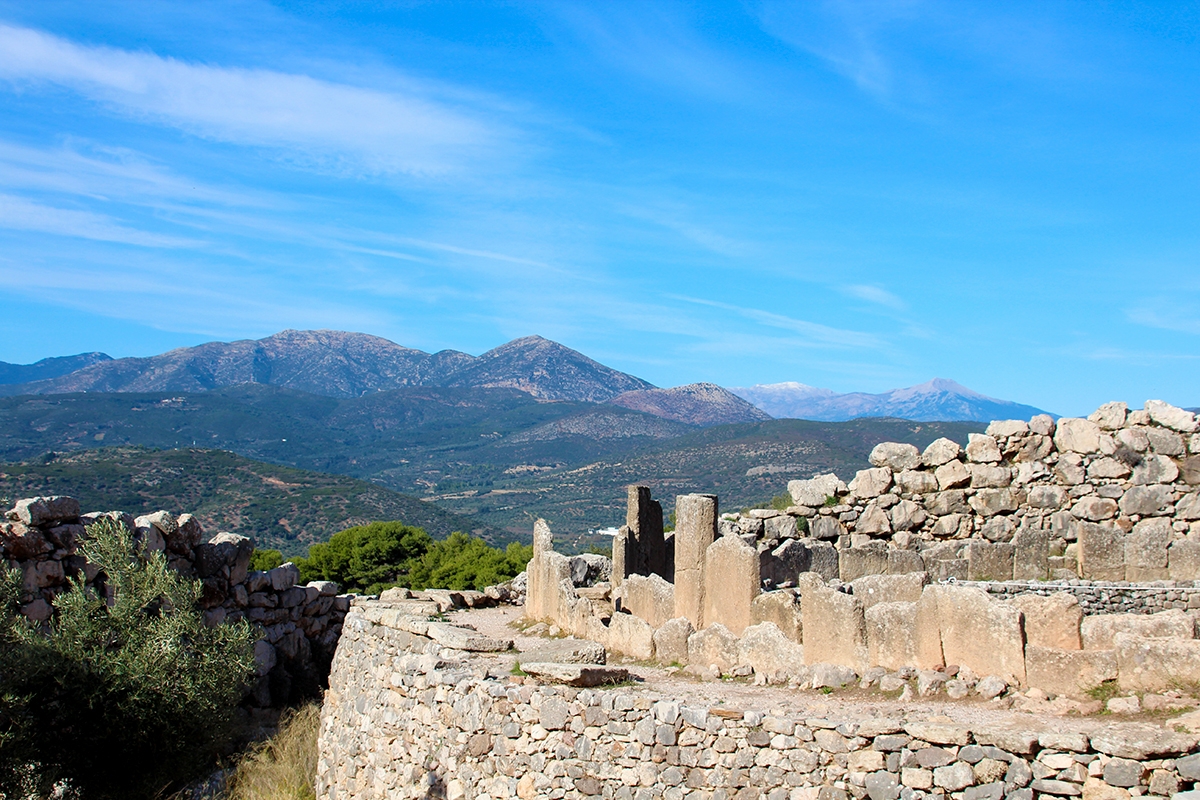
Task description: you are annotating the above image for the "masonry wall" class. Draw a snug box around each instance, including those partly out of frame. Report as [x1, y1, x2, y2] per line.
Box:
[318, 605, 1200, 800]
[0, 495, 350, 708]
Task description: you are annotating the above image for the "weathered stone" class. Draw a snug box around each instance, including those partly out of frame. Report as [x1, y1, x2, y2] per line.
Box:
[1089, 723, 1198, 759]
[519, 638, 606, 665]
[1146, 427, 1186, 455]
[966, 541, 1014, 581]
[1075, 521, 1126, 581]
[763, 514, 797, 539]
[852, 572, 927, 609]
[923, 437, 962, 467]
[849, 467, 893, 499]
[788, 474, 847, 507]
[857, 502, 893, 535]
[11, 495, 80, 527]
[687, 623, 740, 673]
[926, 489, 969, 516]
[978, 514, 1016, 543]
[702, 534, 759, 636]
[936, 460, 971, 490]
[871, 442, 921, 471]
[1030, 779, 1082, 796]
[1029, 414, 1055, 435]
[1115, 632, 1200, 693]
[1072, 496, 1119, 522]
[1124, 519, 1170, 581]
[895, 469, 939, 495]
[1088, 457, 1132, 480]
[968, 464, 1012, 488]
[889, 499, 926, 531]
[623, 573, 675, 628]
[840, 544, 889, 581]
[652, 617, 694, 664]
[425, 623, 512, 652]
[737, 622, 805, 681]
[521, 662, 628, 687]
[1081, 609, 1194, 650]
[1012, 526, 1050, 580]
[810, 516, 845, 540]
[1118, 484, 1174, 516]
[1009, 592, 1081, 649]
[1024, 646, 1116, 698]
[987, 419, 1030, 437]
[1130, 455, 1178, 486]
[1178, 492, 1200, 520]
[1090, 402, 1128, 431]
[810, 662, 857, 689]
[751, 590, 802, 643]
[969, 488, 1024, 517]
[1028, 485, 1068, 509]
[966, 433, 1002, 463]
[802, 585, 868, 671]
[1168, 539, 1200, 581]
[866, 601, 920, 671]
[888, 549, 925, 574]
[673, 494, 717, 629]
[626, 485, 668, 578]
[927, 584, 1026, 684]
[1145, 399, 1198, 433]
[1055, 418, 1103, 454]
[605, 610, 655, 660]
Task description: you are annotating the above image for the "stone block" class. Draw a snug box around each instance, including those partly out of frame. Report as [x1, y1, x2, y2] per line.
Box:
[1012, 526, 1049, 581]
[789, 474, 847, 507]
[807, 540, 840, 580]
[866, 601, 921, 671]
[1115, 632, 1200, 693]
[1169, 540, 1200, 581]
[520, 662, 628, 687]
[966, 433, 1002, 463]
[1024, 646, 1117, 698]
[1131, 454, 1178, 485]
[1055, 418, 1103, 453]
[11, 495, 80, 527]
[968, 488, 1024, 517]
[802, 586, 869, 671]
[762, 538, 811, 585]
[927, 489, 969, 515]
[1119, 484, 1174, 516]
[1081, 609, 1194, 650]
[519, 638, 606, 665]
[913, 586, 946, 669]
[687, 623, 739, 673]
[840, 544, 889, 582]
[605, 611, 655, 660]
[1124, 519, 1170, 581]
[810, 517, 845, 541]
[621, 573, 675, 629]
[857, 502, 892, 535]
[923, 437, 962, 466]
[1145, 399, 1198, 433]
[852, 572, 928, 609]
[764, 514, 796, 540]
[702, 534, 759, 636]
[1076, 521, 1125, 581]
[935, 461, 970, 490]
[928, 584, 1026, 685]
[1008, 592, 1082, 650]
[888, 549, 925, 574]
[895, 469, 939, 495]
[737, 621, 806, 682]
[751, 590, 802, 643]
[965, 541, 1014, 581]
[871, 442, 921, 471]
[626, 485, 667, 578]
[673, 494, 717, 629]
[849, 467, 892, 499]
[652, 617, 694, 665]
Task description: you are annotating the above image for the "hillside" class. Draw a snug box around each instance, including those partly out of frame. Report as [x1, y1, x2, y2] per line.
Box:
[607, 382, 771, 426]
[0, 352, 112, 385]
[0, 330, 654, 402]
[0, 447, 503, 556]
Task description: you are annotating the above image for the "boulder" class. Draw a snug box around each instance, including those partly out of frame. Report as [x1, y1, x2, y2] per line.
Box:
[895, 469, 939, 495]
[935, 461, 971, 490]
[788, 474, 847, 507]
[622, 573, 675, 628]
[1118, 484, 1174, 516]
[687, 623, 740, 673]
[987, 419, 1030, 437]
[968, 464, 1013, 488]
[870, 442, 921, 471]
[889, 500, 926, 531]
[802, 585, 868, 671]
[652, 617, 694, 664]
[1071, 496, 1118, 522]
[1007, 592, 1081, 650]
[1130, 455, 1178, 486]
[1115, 633, 1200, 693]
[11, 496, 81, 527]
[968, 488, 1024, 517]
[1089, 402, 1128, 431]
[923, 438, 962, 467]
[605, 611, 655, 660]
[737, 622, 806, 682]
[1055, 418, 1103, 454]
[751, 590, 802, 643]
[965, 433, 1002, 463]
[849, 468, 892, 499]
[1089, 723, 1198, 759]
[1144, 399, 1198, 433]
[519, 638, 606, 665]
[928, 584, 1026, 685]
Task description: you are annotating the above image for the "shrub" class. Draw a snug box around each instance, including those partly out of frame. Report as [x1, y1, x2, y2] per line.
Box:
[406, 532, 532, 591]
[0, 518, 257, 800]
[250, 548, 284, 572]
[227, 703, 320, 800]
[296, 521, 433, 594]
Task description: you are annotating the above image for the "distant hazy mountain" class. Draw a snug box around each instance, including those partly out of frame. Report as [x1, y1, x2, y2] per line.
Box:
[731, 378, 1050, 422]
[0, 330, 653, 403]
[0, 353, 111, 385]
[608, 382, 772, 426]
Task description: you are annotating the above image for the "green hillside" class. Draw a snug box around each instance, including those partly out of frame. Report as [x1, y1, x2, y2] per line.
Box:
[0, 447, 503, 557]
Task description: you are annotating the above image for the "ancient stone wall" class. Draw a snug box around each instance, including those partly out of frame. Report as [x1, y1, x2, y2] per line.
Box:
[1, 495, 351, 708]
[317, 604, 1200, 800]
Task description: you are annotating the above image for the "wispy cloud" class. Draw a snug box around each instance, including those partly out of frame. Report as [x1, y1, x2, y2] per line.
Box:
[1126, 304, 1200, 336]
[617, 203, 753, 257]
[0, 193, 200, 247]
[842, 283, 906, 309]
[672, 294, 884, 350]
[0, 24, 510, 177]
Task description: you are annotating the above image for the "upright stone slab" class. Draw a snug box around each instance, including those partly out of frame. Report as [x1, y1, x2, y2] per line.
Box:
[526, 519, 571, 622]
[1007, 592, 1082, 650]
[627, 485, 669, 579]
[1124, 520, 1170, 582]
[611, 526, 633, 589]
[1115, 633, 1200, 693]
[1169, 540, 1200, 581]
[703, 534, 759, 636]
[839, 543, 889, 582]
[966, 541, 1015, 581]
[851, 572, 928, 609]
[622, 573, 676, 629]
[802, 586, 869, 672]
[866, 601, 921, 671]
[913, 587, 946, 670]
[1076, 521, 1126, 581]
[928, 584, 1026, 685]
[674, 493, 717, 629]
[751, 590, 803, 643]
[1012, 526, 1050, 581]
[1025, 646, 1117, 698]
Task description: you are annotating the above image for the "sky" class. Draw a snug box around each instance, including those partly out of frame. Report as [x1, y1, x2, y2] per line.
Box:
[0, 1, 1197, 416]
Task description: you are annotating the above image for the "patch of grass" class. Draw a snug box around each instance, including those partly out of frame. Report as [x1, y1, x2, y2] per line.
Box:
[819, 686, 835, 695]
[227, 703, 320, 800]
[510, 661, 527, 676]
[1086, 680, 1120, 703]
[823, 495, 839, 507]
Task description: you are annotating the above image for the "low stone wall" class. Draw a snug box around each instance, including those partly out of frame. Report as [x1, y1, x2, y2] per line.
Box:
[317, 605, 1200, 800]
[1, 495, 350, 707]
[966, 579, 1200, 615]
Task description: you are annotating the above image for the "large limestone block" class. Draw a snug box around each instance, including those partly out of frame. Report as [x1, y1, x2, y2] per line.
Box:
[673, 493, 717, 629]
[1090, 402, 1128, 430]
[652, 617, 694, 664]
[626, 485, 667, 577]
[1025, 646, 1117, 698]
[623, 573, 676, 628]
[802, 586, 869, 671]
[928, 584, 1026, 685]
[1147, 427, 1186, 456]
[1130, 455, 1178, 486]
[1124, 519, 1170, 582]
[1178, 492, 1200, 520]
[935, 461, 970, 490]
[1115, 633, 1200, 693]
[923, 437, 962, 466]
[1119, 484, 1174, 516]
[762, 538, 810, 586]
[968, 488, 1025, 517]
[810, 516, 845, 540]
[889, 499, 926, 531]
[966, 541, 1015, 581]
[611, 526, 633, 587]
[988, 419, 1030, 437]
[866, 601, 921, 671]
[1012, 526, 1050, 581]
[1144, 399, 1198, 433]
[969, 464, 1013, 488]
[852, 572, 928, 609]
[856, 502, 892, 535]
[702, 534, 759, 636]
[605, 611, 655, 660]
[888, 549, 925, 575]
[1072, 496, 1119, 522]
[895, 469, 938, 495]
[737, 622, 806, 682]
[1007, 593, 1082, 650]
[1028, 485, 1067, 509]
[687, 623, 739, 672]
[1081, 609, 1194, 650]
[965, 433, 1002, 463]
[849, 467, 892, 499]
[1055, 418, 1103, 454]
[519, 638, 606, 665]
[11, 495, 80, 527]
[1169, 540, 1200, 581]
[751, 590, 803, 643]
[764, 515, 797, 539]
[788, 473, 847, 506]
[927, 489, 969, 515]
[913, 587, 945, 669]
[806, 540, 840, 580]
[840, 544, 890, 581]
[870, 442, 921, 471]
[1076, 521, 1126, 582]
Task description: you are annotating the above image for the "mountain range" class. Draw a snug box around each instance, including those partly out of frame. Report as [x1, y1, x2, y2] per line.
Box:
[730, 378, 1051, 422]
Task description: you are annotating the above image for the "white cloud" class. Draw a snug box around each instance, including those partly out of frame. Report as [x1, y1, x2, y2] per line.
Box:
[0, 193, 200, 247]
[0, 24, 508, 177]
[672, 294, 884, 350]
[842, 283, 906, 309]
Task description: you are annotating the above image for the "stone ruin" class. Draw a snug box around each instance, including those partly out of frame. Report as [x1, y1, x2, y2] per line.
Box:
[0, 494, 351, 713]
[523, 400, 1200, 702]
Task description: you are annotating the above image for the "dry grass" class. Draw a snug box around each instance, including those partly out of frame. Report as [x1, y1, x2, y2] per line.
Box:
[226, 704, 320, 800]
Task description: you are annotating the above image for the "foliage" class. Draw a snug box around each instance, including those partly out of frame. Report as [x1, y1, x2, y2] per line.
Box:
[406, 532, 532, 592]
[1086, 679, 1120, 703]
[0, 518, 257, 800]
[768, 493, 793, 511]
[296, 521, 434, 594]
[250, 548, 284, 572]
[227, 703, 320, 800]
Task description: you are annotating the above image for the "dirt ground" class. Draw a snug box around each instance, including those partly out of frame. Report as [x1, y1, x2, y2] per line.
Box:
[444, 605, 1184, 738]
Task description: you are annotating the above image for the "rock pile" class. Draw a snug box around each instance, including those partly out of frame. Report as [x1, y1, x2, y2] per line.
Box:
[1, 495, 351, 708]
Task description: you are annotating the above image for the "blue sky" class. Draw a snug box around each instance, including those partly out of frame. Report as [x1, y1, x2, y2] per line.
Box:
[0, 1, 1197, 416]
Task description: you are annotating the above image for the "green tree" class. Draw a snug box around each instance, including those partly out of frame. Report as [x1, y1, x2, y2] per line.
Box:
[297, 521, 433, 594]
[406, 532, 533, 591]
[0, 518, 257, 800]
[249, 547, 284, 572]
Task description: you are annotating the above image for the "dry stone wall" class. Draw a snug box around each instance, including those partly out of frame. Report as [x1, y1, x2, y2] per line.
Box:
[318, 603, 1200, 800]
[1, 494, 351, 708]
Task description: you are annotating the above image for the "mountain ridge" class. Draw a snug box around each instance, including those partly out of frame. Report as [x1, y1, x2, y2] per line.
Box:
[607, 382, 771, 426]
